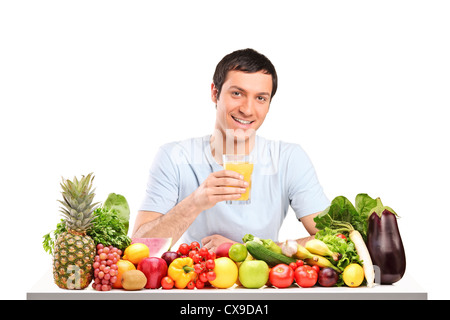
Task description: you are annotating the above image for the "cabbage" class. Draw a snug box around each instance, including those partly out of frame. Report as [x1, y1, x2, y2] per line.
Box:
[104, 193, 130, 234]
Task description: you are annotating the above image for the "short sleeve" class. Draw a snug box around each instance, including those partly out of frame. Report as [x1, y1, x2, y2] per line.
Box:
[139, 145, 179, 214]
[286, 145, 330, 219]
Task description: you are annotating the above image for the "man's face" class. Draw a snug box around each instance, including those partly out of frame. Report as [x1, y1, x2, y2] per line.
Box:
[212, 70, 272, 143]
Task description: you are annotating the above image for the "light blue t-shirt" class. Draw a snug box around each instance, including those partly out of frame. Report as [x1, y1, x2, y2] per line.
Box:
[140, 135, 330, 244]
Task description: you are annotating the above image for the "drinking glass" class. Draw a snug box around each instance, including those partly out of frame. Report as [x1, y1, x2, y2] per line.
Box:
[223, 154, 254, 205]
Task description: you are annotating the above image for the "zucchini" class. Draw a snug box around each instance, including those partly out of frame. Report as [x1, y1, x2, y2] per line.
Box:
[246, 241, 296, 267]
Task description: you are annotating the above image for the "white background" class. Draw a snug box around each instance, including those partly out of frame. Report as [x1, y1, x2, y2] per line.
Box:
[1, 1, 449, 299]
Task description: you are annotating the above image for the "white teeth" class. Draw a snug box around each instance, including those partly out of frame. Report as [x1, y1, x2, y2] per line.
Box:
[232, 116, 253, 124]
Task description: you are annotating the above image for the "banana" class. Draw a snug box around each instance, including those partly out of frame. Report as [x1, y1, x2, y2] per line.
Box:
[305, 239, 341, 261]
[305, 255, 341, 273]
[295, 244, 315, 260]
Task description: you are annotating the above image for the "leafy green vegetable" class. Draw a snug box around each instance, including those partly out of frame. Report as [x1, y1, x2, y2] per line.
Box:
[315, 228, 363, 286]
[313, 194, 378, 286]
[315, 228, 361, 270]
[355, 193, 378, 220]
[314, 193, 376, 241]
[89, 207, 131, 250]
[103, 193, 130, 234]
[43, 206, 131, 255]
[42, 219, 66, 255]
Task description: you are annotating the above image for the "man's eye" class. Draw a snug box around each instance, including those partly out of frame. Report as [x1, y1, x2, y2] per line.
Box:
[257, 96, 267, 102]
[232, 91, 241, 96]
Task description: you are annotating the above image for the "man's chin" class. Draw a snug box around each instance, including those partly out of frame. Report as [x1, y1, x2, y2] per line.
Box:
[226, 128, 256, 141]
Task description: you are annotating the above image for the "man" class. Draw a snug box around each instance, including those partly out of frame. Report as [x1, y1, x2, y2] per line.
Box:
[133, 48, 329, 251]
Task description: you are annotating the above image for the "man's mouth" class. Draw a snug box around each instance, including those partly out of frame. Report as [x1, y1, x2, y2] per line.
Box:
[231, 115, 254, 125]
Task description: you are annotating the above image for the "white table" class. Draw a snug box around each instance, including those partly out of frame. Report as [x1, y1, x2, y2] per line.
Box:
[27, 269, 427, 300]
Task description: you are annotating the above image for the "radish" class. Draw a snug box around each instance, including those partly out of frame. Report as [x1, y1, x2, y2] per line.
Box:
[348, 229, 374, 287]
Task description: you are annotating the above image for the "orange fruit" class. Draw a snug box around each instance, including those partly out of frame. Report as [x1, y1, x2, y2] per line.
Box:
[122, 243, 150, 265]
[113, 259, 136, 289]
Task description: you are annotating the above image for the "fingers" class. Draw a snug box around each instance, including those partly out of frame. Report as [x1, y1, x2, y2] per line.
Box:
[212, 170, 249, 188]
[211, 186, 246, 196]
[213, 170, 244, 180]
[215, 177, 249, 188]
[201, 234, 236, 252]
[201, 236, 213, 250]
[197, 170, 249, 208]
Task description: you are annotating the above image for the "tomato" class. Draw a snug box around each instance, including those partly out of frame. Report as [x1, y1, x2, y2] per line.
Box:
[186, 280, 196, 289]
[178, 243, 190, 256]
[206, 271, 216, 282]
[190, 241, 201, 251]
[289, 262, 298, 271]
[199, 272, 208, 283]
[191, 253, 202, 264]
[207, 251, 216, 260]
[198, 247, 209, 257]
[195, 279, 205, 289]
[206, 259, 215, 270]
[188, 249, 198, 259]
[269, 264, 295, 288]
[294, 265, 318, 288]
[311, 265, 320, 274]
[336, 233, 347, 241]
[161, 276, 174, 289]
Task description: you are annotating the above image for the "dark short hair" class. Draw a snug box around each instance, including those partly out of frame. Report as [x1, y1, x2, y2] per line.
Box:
[213, 48, 278, 101]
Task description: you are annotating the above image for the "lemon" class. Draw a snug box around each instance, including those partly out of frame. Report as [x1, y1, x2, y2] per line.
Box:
[123, 243, 150, 265]
[209, 257, 238, 289]
[343, 263, 364, 287]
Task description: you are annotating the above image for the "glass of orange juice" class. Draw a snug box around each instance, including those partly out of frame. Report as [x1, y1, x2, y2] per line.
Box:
[223, 154, 254, 204]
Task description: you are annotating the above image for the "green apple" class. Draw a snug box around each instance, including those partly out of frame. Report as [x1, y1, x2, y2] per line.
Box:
[238, 260, 269, 289]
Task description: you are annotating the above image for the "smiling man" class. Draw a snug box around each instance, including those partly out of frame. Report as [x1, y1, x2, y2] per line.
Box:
[133, 49, 330, 251]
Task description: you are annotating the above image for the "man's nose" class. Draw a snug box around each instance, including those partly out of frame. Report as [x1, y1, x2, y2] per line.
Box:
[239, 98, 254, 116]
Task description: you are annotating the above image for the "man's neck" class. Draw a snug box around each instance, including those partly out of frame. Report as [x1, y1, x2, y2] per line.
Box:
[210, 129, 256, 165]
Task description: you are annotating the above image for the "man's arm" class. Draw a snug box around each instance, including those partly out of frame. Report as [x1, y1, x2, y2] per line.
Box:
[132, 170, 248, 244]
[295, 211, 321, 246]
[132, 193, 202, 244]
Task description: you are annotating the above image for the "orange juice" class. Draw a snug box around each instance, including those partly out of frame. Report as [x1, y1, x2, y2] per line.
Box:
[224, 161, 254, 201]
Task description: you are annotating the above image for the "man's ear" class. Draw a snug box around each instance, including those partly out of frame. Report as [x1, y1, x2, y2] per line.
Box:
[211, 83, 219, 104]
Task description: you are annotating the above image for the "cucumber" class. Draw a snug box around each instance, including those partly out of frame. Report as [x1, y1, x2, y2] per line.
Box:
[246, 241, 296, 267]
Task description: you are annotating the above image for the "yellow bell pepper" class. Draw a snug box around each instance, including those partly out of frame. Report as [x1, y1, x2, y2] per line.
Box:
[167, 257, 196, 289]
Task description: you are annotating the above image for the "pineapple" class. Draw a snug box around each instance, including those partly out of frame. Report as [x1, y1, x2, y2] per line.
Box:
[53, 173, 99, 289]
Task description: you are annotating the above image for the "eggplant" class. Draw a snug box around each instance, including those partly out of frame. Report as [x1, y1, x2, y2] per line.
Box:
[367, 198, 406, 284]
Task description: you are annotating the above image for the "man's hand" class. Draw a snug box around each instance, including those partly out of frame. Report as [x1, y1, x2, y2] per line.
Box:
[201, 234, 237, 252]
[191, 170, 248, 211]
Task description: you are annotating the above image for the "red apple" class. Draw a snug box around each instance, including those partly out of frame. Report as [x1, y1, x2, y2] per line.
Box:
[137, 257, 168, 289]
[215, 242, 234, 258]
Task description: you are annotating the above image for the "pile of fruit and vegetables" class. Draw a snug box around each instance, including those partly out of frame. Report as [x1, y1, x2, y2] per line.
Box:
[43, 173, 406, 291]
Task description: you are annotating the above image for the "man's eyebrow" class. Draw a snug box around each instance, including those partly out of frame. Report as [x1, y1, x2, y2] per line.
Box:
[229, 85, 246, 92]
[229, 85, 270, 96]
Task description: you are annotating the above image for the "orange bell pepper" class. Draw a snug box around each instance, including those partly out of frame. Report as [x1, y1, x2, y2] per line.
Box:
[167, 257, 196, 289]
